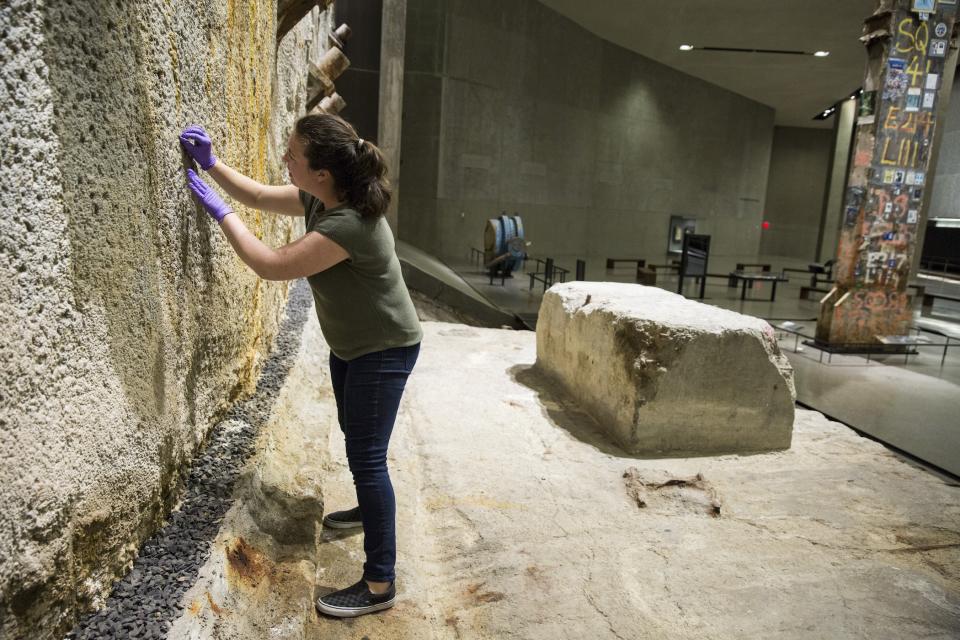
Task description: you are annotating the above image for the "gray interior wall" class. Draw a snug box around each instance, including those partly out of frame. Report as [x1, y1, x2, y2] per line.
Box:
[399, 0, 775, 264]
[929, 73, 960, 219]
[760, 126, 834, 260]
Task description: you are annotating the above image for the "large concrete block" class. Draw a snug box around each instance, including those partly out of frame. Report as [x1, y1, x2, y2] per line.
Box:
[536, 283, 795, 457]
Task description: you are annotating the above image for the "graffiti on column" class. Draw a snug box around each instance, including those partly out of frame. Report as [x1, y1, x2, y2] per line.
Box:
[820, 0, 957, 346]
[840, 11, 951, 289]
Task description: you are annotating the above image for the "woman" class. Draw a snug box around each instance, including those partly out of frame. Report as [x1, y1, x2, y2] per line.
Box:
[179, 114, 423, 618]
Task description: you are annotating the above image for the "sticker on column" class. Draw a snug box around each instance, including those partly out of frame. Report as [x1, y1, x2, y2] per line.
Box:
[894, 169, 906, 185]
[883, 169, 897, 184]
[858, 90, 877, 124]
[884, 59, 909, 100]
[906, 170, 917, 185]
[911, 187, 923, 201]
[906, 88, 922, 112]
[883, 231, 895, 241]
[912, 0, 935, 10]
[925, 73, 939, 90]
[929, 40, 948, 57]
[934, 23, 948, 38]
[915, 171, 926, 186]
[907, 209, 919, 224]
[845, 206, 860, 226]
[885, 202, 894, 214]
[923, 92, 936, 109]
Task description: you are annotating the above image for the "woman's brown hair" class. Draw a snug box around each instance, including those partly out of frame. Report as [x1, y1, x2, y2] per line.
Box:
[294, 113, 391, 218]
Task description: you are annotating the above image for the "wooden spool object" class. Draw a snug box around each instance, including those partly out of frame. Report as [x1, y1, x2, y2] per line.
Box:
[307, 63, 335, 110]
[483, 218, 504, 266]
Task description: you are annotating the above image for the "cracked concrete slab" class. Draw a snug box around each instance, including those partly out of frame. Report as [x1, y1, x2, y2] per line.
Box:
[169, 318, 960, 639]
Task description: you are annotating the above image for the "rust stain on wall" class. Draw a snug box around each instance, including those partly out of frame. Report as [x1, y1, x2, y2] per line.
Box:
[205, 591, 225, 616]
[225, 536, 271, 589]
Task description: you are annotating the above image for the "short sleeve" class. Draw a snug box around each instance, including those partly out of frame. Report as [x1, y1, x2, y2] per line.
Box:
[308, 210, 365, 261]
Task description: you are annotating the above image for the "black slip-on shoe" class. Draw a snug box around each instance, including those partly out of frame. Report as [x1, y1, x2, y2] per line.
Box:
[316, 579, 396, 618]
[322, 506, 362, 529]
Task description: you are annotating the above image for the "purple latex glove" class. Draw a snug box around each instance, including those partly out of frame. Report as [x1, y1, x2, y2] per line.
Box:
[186, 169, 232, 223]
[179, 125, 218, 170]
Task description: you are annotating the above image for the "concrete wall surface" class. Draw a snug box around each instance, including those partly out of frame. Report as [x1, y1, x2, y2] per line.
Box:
[760, 126, 833, 260]
[399, 0, 775, 264]
[0, 1, 331, 637]
[930, 73, 960, 219]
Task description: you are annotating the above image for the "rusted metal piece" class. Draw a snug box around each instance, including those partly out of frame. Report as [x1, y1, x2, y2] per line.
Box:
[310, 92, 346, 115]
[277, 0, 333, 42]
[317, 45, 351, 83]
[307, 43, 350, 111]
[329, 23, 353, 50]
[306, 63, 335, 110]
[225, 536, 269, 588]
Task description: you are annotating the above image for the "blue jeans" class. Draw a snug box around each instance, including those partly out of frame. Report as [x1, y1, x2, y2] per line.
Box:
[329, 342, 420, 583]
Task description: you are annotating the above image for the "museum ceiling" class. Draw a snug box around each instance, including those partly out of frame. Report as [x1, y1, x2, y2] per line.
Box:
[538, 0, 880, 128]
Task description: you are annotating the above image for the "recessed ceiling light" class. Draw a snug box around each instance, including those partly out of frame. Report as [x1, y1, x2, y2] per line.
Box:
[814, 51, 830, 57]
[679, 44, 694, 51]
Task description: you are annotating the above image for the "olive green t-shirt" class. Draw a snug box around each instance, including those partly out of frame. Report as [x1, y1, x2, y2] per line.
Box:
[300, 190, 422, 360]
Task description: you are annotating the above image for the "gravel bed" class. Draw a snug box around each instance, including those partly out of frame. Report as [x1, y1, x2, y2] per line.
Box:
[65, 279, 313, 640]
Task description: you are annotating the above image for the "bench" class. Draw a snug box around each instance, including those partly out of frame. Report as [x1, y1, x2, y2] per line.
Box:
[921, 292, 960, 317]
[648, 262, 680, 272]
[729, 271, 788, 301]
[636, 267, 657, 286]
[605, 258, 646, 270]
[728, 263, 771, 288]
[781, 261, 835, 288]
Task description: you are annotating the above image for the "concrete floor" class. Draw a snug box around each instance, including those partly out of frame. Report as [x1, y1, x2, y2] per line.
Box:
[166, 317, 960, 639]
[433, 250, 960, 477]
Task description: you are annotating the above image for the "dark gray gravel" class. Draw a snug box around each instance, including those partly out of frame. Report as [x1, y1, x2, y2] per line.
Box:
[65, 279, 313, 640]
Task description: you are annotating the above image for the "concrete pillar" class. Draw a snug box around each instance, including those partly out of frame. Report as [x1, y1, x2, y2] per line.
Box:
[816, 0, 959, 347]
[816, 97, 857, 263]
[378, 0, 407, 237]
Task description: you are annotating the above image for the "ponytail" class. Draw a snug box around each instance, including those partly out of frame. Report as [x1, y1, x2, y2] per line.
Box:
[348, 139, 392, 218]
[294, 114, 392, 218]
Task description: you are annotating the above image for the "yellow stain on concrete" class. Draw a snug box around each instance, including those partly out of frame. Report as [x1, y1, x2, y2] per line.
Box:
[218, 0, 281, 390]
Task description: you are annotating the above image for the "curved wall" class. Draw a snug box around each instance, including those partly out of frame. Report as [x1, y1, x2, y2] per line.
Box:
[400, 0, 775, 264]
[0, 1, 331, 636]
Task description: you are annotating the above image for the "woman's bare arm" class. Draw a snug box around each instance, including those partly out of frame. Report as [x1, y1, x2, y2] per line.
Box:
[207, 161, 302, 217]
[218, 214, 350, 280]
